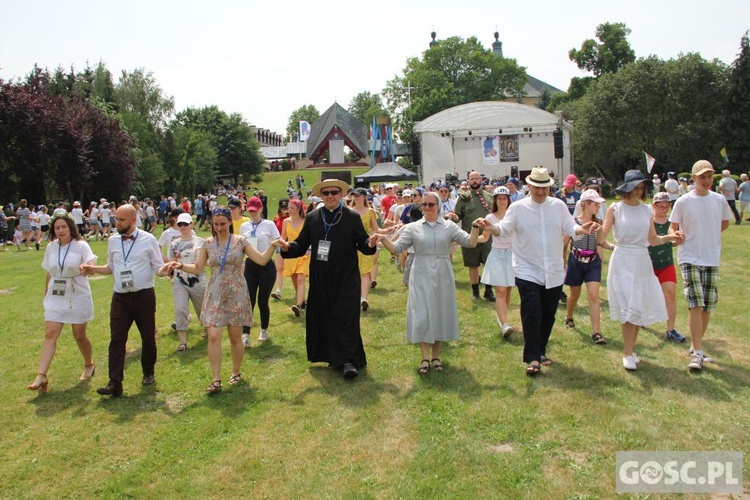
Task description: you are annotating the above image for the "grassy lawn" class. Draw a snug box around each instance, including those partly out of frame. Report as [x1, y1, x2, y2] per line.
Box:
[1, 173, 748, 498]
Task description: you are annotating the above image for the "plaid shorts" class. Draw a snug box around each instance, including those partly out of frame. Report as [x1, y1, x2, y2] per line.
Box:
[680, 263, 719, 311]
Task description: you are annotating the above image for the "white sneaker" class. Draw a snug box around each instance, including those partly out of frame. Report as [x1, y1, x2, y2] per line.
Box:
[271, 289, 282, 300]
[623, 356, 638, 371]
[688, 351, 704, 370]
[258, 329, 268, 341]
[501, 323, 513, 339]
[688, 349, 714, 363]
[242, 333, 250, 348]
[632, 352, 641, 365]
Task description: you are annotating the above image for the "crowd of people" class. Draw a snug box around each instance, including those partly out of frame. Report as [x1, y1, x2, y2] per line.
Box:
[16, 159, 740, 396]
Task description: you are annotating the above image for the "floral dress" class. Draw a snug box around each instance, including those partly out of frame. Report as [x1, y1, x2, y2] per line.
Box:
[200, 234, 253, 327]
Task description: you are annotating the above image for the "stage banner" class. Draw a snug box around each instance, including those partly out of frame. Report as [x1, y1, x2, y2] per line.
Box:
[482, 136, 500, 165]
[501, 135, 519, 162]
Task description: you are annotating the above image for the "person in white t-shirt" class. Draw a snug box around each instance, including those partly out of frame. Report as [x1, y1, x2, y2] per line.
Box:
[664, 173, 679, 204]
[100, 203, 112, 238]
[668, 160, 731, 371]
[652, 174, 661, 195]
[718, 169, 741, 224]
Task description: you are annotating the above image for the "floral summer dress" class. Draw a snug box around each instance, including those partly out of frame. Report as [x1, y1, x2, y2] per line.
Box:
[200, 234, 253, 327]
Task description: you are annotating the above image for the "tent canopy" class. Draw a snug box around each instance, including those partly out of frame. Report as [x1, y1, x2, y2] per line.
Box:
[354, 162, 418, 184]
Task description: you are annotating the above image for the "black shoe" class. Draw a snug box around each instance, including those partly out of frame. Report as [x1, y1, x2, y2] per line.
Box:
[142, 374, 156, 386]
[370, 280, 377, 289]
[171, 323, 177, 331]
[343, 363, 359, 379]
[560, 291, 567, 304]
[96, 382, 123, 397]
[484, 292, 496, 302]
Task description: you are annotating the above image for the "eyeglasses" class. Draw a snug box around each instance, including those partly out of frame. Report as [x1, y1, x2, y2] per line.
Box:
[439, 190, 449, 194]
[420, 202, 437, 207]
[321, 190, 340, 196]
[177, 222, 190, 227]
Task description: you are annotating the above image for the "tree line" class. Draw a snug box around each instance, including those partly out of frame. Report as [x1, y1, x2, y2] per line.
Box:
[0, 62, 265, 205]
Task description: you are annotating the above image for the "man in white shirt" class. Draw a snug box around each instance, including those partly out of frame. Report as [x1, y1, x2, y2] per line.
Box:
[479, 167, 598, 375]
[718, 169, 741, 224]
[81, 204, 164, 397]
[664, 172, 679, 204]
[669, 160, 731, 370]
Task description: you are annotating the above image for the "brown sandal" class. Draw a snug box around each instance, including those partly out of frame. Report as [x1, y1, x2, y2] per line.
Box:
[206, 380, 222, 393]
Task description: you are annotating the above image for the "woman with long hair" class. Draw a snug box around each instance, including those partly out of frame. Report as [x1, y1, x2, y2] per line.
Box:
[479, 187, 516, 337]
[27, 212, 97, 392]
[281, 199, 310, 316]
[15, 199, 33, 250]
[271, 200, 289, 301]
[563, 189, 609, 345]
[170, 207, 280, 393]
[349, 188, 384, 310]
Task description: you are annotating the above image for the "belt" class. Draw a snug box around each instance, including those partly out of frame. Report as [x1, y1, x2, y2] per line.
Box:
[115, 287, 154, 296]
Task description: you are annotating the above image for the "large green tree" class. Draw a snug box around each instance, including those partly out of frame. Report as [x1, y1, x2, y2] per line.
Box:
[569, 22, 636, 77]
[572, 54, 728, 181]
[348, 91, 388, 126]
[382, 36, 526, 141]
[175, 106, 263, 186]
[725, 32, 750, 169]
[286, 104, 320, 139]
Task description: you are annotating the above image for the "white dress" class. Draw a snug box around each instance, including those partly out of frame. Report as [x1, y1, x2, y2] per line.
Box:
[393, 218, 473, 343]
[42, 239, 97, 323]
[607, 202, 667, 325]
[481, 212, 514, 287]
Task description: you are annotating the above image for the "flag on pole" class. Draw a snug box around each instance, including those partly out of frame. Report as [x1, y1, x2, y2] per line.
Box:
[299, 121, 310, 142]
[643, 151, 656, 173]
[720, 147, 729, 164]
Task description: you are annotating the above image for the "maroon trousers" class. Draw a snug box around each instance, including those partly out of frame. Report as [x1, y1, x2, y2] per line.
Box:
[108, 288, 157, 384]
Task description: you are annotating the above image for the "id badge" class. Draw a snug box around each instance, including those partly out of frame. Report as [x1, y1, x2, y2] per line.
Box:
[120, 270, 134, 290]
[317, 240, 331, 262]
[52, 279, 67, 297]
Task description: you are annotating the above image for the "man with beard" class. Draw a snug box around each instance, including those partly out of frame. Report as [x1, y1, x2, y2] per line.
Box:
[449, 171, 495, 302]
[277, 179, 377, 379]
[80, 204, 164, 397]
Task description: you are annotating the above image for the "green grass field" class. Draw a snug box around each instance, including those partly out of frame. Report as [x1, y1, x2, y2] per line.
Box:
[1, 171, 748, 498]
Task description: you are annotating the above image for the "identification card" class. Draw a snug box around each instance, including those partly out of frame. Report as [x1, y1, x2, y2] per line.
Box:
[317, 240, 331, 262]
[120, 270, 134, 289]
[52, 279, 67, 297]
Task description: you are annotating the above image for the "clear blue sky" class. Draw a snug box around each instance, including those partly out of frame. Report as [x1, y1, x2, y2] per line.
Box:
[2, 0, 748, 135]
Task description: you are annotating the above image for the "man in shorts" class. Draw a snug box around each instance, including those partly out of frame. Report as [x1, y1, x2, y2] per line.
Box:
[449, 171, 494, 301]
[669, 160, 731, 370]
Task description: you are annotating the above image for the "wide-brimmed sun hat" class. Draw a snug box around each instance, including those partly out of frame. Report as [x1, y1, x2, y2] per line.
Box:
[615, 170, 648, 194]
[525, 167, 555, 188]
[312, 179, 349, 197]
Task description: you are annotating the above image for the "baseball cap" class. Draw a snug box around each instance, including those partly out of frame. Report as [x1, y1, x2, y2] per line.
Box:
[402, 189, 413, 197]
[227, 197, 242, 208]
[246, 197, 263, 211]
[580, 189, 605, 204]
[691, 160, 715, 176]
[564, 174, 578, 188]
[177, 213, 193, 225]
[653, 192, 671, 204]
[506, 177, 519, 186]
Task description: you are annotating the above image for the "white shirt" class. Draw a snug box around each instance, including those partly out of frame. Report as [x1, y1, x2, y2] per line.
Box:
[438, 197, 456, 217]
[664, 179, 679, 201]
[670, 190, 731, 267]
[239, 218, 280, 253]
[493, 196, 579, 288]
[71, 208, 84, 224]
[107, 230, 163, 293]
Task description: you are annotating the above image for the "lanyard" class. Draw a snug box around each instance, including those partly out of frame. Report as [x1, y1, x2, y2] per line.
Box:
[121, 230, 138, 265]
[321, 205, 342, 240]
[250, 219, 262, 237]
[58, 241, 71, 274]
[217, 234, 232, 274]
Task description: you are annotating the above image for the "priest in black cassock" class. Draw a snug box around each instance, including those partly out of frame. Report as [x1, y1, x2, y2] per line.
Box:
[278, 179, 377, 379]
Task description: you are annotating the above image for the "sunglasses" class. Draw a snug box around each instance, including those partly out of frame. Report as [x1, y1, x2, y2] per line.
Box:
[177, 222, 190, 227]
[420, 202, 437, 207]
[321, 190, 341, 196]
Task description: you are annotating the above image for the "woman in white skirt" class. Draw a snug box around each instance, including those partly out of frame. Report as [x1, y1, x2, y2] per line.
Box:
[601, 170, 683, 370]
[27, 212, 97, 392]
[480, 186, 516, 338]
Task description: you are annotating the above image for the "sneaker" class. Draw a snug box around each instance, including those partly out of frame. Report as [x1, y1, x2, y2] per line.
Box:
[271, 289, 282, 300]
[484, 291, 496, 302]
[632, 352, 641, 365]
[370, 280, 377, 289]
[471, 293, 480, 301]
[291, 304, 301, 317]
[560, 291, 568, 304]
[242, 333, 250, 347]
[361, 298, 369, 311]
[665, 329, 686, 343]
[623, 356, 638, 371]
[501, 323, 514, 339]
[688, 349, 713, 364]
[300, 301, 307, 310]
[688, 351, 704, 370]
[258, 329, 268, 341]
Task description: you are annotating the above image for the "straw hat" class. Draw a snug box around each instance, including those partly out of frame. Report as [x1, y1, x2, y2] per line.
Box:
[312, 179, 349, 197]
[525, 167, 555, 188]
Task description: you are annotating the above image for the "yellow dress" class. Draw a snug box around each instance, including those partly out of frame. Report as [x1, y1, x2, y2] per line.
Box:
[282, 219, 310, 277]
[358, 208, 376, 274]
